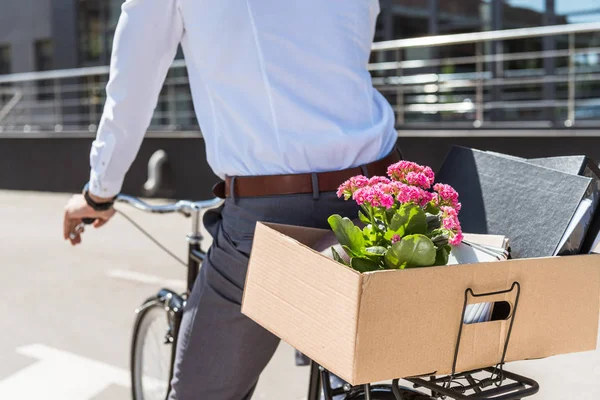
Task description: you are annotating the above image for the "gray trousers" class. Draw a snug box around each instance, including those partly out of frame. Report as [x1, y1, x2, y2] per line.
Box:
[167, 191, 359, 399]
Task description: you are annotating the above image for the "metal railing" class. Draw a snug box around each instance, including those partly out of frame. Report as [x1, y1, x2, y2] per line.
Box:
[370, 21, 600, 129]
[1, 22, 599, 133]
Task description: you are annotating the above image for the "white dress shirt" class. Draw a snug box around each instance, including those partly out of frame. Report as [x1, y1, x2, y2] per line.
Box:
[89, 0, 398, 197]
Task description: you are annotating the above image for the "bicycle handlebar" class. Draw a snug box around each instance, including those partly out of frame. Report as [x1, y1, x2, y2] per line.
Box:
[115, 194, 223, 215]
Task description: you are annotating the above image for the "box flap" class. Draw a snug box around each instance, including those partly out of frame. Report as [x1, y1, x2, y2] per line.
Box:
[242, 222, 362, 383]
[352, 254, 600, 384]
[261, 222, 331, 248]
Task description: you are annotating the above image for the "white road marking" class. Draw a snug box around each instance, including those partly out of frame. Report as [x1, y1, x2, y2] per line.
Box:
[0, 344, 165, 400]
[108, 269, 185, 289]
[0, 344, 129, 399]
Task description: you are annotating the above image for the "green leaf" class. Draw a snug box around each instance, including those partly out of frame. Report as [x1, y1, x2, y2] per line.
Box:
[384, 204, 427, 240]
[358, 210, 370, 225]
[328, 215, 365, 254]
[384, 234, 436, 269]
[351, 257, 381, 273]
[385, 207, 396, 224]
[432, 234, 449, 248]
[342, 245, 360, 259]
[362, 224, 377, 244]
[365, 246, 387, 256]
[425, 203, 440, 215]
[331, 246, 350, 266]
[434, 244, 451, 266]
[426, 213, 442, 231]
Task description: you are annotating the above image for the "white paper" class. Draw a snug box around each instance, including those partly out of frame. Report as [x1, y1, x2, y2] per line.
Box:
[591, 229, 600, 254]
[447, 242, 506, 265]
[555, 198, 594, 255]
[455, 233, 508, 324]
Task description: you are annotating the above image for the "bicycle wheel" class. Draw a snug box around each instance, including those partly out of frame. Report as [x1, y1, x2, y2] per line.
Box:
[131, 299, 179, 400]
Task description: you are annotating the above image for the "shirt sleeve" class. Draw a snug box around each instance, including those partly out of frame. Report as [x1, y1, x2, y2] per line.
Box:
[88, 0, 184, 197]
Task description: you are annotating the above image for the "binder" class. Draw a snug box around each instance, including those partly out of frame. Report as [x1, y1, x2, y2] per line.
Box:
[435, 146, 593, 259]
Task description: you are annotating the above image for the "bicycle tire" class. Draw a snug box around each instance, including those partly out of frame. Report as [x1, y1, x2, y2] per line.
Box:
[131, 298, 180, 400]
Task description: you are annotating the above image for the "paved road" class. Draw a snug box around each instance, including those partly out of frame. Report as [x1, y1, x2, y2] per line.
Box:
[0, 190, 598, 399]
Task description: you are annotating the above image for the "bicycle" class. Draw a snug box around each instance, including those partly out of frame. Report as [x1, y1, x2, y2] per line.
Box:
[88, 193, 540, 400]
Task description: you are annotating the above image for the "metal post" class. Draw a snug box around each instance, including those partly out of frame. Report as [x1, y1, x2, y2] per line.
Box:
[87, 75, 97, 128]
[429, 0, 439, 35]
[364, 383, 372, 400]
[566, 32, 576, 127]
[475, 41, 484, 127]
[168, 77, 177, 128]
[307, 362, 321, 400]
[53, 78, 62, 129]
[395, 48, 404, 127]
[543, 0, 557, 124]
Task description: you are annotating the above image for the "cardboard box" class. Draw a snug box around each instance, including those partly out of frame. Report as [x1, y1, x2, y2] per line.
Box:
[241, 222, 600, 386]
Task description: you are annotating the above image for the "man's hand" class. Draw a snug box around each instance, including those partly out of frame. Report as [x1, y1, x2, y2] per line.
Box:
[63, 194, 116, 246]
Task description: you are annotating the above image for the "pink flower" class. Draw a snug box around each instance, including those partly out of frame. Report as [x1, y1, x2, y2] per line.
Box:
[392, 182, 433, 207]
[405, 172, 431, 189]
[352, 187, 368, 205]
[337, 175, 369, 200]
[353, 183, 395, 209]
[391, 234, 401, 244]
[449, 231, 464, 246]
[423, 167, 435, 185]
[368, 176, 391, 185]
[434, 183, 461, 211]
[441, 206, 463, 245]
[387, 161, 435, 189]
[380, 193, 395, 208]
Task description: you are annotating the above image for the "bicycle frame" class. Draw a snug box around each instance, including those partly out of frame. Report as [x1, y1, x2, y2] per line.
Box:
[185, 206, 206, 294]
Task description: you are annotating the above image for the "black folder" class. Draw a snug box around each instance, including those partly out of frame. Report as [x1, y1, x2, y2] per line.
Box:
[435, 146, 593, 259]
[486, 153, 600, 254]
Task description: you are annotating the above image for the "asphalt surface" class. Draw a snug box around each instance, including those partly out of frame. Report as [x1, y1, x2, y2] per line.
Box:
[0, 190, 599, 399]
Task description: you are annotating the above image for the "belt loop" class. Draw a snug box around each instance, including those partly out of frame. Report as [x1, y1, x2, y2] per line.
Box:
[311, 173, 320, 200]
[230, 176, 237, 204]
[361, 165, 370, 178]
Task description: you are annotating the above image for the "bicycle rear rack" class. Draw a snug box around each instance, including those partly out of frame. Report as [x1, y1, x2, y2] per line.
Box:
[399, 367, 539, 400]
[311, 281, 540, 400]
[398, 281, 539, 400]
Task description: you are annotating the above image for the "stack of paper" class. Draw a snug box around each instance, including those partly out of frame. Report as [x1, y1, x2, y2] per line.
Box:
[452, 233, 510, 324]
[448, 233, 509, 265]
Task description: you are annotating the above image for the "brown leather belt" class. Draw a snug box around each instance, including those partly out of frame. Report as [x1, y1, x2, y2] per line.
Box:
[212, 147, 402, 199]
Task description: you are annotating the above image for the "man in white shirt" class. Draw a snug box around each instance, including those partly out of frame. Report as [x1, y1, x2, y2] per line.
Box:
[63, 0, 399, 398]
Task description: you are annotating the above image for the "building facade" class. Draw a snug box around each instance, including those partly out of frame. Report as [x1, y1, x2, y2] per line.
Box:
[1, 0, 598, 74]
[0, 0, 599, 131]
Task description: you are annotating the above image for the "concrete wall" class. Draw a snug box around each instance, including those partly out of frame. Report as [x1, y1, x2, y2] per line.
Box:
[2, 132, 600, 200]
[0, 0, 52, 73]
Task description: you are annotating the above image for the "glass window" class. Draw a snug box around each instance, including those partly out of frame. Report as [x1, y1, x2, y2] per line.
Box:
[35, 40, 54, 101]
[0, 45, 11, 107]
[78, 0, 125, 65]
[391, 0, 431, 39]
[556, 0, 600, 24]
[35, 40, 54, 71]
[438, 0, 492, 35]
[0, 45, 11, 75]
[503, 1, 546, 29]
[78, 1, 105, 64]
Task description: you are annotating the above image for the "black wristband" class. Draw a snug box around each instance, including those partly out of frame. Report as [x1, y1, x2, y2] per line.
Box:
[83, 182, 115, 211]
